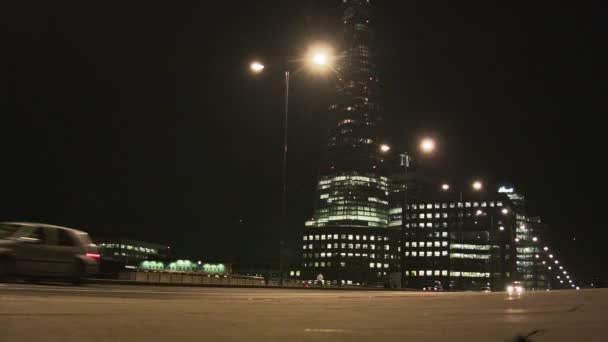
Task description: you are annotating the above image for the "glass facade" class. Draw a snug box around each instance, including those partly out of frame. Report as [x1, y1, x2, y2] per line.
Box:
[302, 0, 393, 284]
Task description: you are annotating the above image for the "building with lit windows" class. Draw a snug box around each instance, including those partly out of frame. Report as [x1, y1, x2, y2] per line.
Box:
[391, 191, 518, 291]
[302, 0, 398, 284]
[97, 238, 172, 265]
[498, 185, 549, 290]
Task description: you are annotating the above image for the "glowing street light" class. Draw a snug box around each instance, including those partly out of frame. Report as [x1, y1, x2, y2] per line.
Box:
[549, 254, 554, 258]
[250, 61, 265, 73]
[472, 181, 483, 191]
[476, 209, 483, 216]
[532, 237, 538, 242]
[499, 226, 505, 231]
[380, 144, 391, 152]
[420, 138, 435, 153]
[441, 183, 450, 191]
[312, 53, 328, 66]
[501, 208, 509, 215]
[544, 246, 549, 251]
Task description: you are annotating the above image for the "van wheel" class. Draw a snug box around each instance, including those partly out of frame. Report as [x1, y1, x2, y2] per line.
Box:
[70, 261, 85, 285]
[0, 256, 15, 280]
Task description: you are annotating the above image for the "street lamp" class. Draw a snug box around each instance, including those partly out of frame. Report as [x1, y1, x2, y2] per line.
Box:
[250, 45, 333, 286]
[472, 181, 483, 191]
[441, 183, 450, 191]
[382, 138, 435, 289]
[250, 61, 265, 73]
[420, 138, 436, 153]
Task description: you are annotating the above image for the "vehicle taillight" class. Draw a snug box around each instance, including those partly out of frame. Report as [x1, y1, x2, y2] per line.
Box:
[86, 253, 101, 260]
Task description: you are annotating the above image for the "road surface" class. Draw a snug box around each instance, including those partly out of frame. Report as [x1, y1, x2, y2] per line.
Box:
[1, 282, 606, 341]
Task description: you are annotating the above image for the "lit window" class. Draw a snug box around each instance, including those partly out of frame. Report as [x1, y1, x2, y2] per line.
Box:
[450, 203, 455, 208]
[348, 253, 353, 257]
[327, 243, 332, 249]
[419, 213, 425, 219]
[384, 264, 389, 269]
[308, 244, 313, 249]
[321, 253, 326, 258]
[434, 241, 440, 247]
[341, 243, 346, 248]
[434, 270, 440, 276]
[442, 203, 447, 209]
[442, 241, 448, 247]
[334, 234, 339, 239]
[481, 202, 487, 207]
[355, 244, 361, 249]
[426, 204, 432, 209]
[489, 202, 495, 207]
[473, 202, 479, 207]
[341, 234, 346, 239]
[303, 236, 308, 241]
[442, 232, 448, 237]
[465, 202, 471, 207]
[348, 235, 353, 240]
[321, 235, 326, 240]
[348, 244, 353, 249]
[412, 242, 417, 247]
[442, 251, 448, 256]
[434, 251, 440, 257]
[340, 262, 346, 267]
[370, 236, 375, 241]
[369, 263, 375, 268]
[420, 251, 425, 257]
[356, 235, 360, 240]
[426, 223, 433, 228]
[377, 263, 382, 268]
[442, 270, 448, 276]
[497, 202, 503, 206]
[327, 253, 332, 257]
[412, 251, 417, 257]
[315, 235, 320, 240]
[362, 235, 367, 241]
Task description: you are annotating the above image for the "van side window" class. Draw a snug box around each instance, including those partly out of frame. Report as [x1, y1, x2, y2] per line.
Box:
[57, 229, 77, 246]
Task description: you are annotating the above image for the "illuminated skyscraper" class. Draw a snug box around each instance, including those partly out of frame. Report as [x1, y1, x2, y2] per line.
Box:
[302, 0, 397, 284]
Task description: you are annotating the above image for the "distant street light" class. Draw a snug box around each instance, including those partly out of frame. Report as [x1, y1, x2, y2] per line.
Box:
[380, 144, 391, 152]
[532, 237, 538, 242]
[472, 181, 483, 191]
[420, 138, 436, 153]
[250, 62, 265, 73]
[501, 208, 509, 215]
[441, 183, 450, 191]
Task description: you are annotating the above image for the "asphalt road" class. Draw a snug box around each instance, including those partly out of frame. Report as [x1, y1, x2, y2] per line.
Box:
[1, 282, 606, 342]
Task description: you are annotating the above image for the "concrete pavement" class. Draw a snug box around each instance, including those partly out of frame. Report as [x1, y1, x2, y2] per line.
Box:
[1, 282, 606, 341]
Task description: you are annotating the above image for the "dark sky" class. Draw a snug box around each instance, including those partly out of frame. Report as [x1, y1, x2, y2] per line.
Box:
[4, 1, 605, 280]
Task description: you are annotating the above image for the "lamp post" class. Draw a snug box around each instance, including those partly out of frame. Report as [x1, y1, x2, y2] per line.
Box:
[441, 180, 482, 291]
[382, 138, 435, 289]
[250, 46, 333, 286]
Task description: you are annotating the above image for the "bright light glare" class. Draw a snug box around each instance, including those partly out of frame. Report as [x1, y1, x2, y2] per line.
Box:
[532, 237, 538, 242]
[312, 53, 328, 65]
[420, 138, 436, 153]
[472, 181, 483, 191]
[441, 183, 450, 191]
[250, 62, 264, 73]
[544, 247, 549, 251]
[499, 226, 505, 231]
[380, 144, 391, 152]
[501, 208, 509, 215]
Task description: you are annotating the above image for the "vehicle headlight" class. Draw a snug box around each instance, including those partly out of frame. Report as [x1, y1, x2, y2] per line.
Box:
[516, 286, 524, 293]
[507, 286, 514, 293]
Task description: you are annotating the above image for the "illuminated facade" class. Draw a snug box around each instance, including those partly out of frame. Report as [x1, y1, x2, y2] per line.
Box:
[391, 192, 518, 291]
[302, 0, 397, 284]
[97, 238, 171, 265]
[499, 186, 548, 290]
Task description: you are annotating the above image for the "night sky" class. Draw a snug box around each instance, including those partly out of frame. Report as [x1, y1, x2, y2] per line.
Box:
[4, 1, 605, 280]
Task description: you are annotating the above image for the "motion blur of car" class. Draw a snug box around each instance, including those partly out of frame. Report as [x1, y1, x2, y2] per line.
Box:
[506, 281, 524, 295]
[0, 222, 100, 284]
[422, 280, 443, 291]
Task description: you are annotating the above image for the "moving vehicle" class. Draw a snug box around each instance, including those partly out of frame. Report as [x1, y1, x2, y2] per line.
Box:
[422, 280, 444, 291]
[506, 281, 524, 295]
[0, 222, 100, 284]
